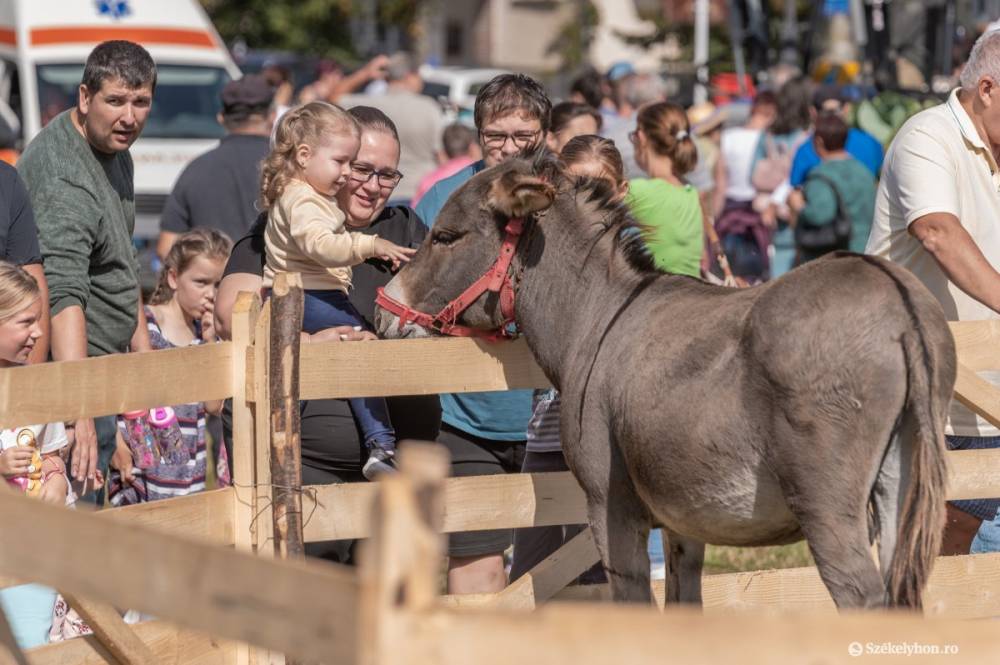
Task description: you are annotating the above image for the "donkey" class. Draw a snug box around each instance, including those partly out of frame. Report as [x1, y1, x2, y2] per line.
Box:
[374, 157, 956, 610]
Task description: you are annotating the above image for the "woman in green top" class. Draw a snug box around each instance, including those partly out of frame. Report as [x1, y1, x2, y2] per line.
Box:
[625, 101, 704, 277]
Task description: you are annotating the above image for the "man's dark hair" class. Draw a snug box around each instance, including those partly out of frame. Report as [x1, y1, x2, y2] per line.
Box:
[441, 123, 476, 159]
[570, 68, 604, 110]
[82, 40, 157, 94]
[549, 101, 602, 134]
[474, 74, 552, 132]
[814, 111, 849, 152]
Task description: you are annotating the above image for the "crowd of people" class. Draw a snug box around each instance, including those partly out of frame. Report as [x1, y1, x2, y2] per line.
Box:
[2, 29, 1000, 648]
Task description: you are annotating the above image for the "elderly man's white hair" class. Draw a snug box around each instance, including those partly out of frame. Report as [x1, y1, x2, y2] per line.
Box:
[960, 30, 1000, 90]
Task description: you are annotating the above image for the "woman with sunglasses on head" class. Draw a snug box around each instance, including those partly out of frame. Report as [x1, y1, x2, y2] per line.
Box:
[214, 106, 441, 561]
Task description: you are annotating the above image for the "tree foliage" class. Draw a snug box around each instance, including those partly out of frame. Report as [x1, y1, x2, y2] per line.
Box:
[200, 0, 427, 62]
[201, 0, 354, 59]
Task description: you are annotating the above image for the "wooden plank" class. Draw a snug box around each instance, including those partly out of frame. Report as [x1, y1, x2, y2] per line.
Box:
[25, 621, 232, 665]
[230, 292, 260, 665]
[401, 604, 1000, 665]
[949, 320, 1000, 371]
[0, 491, 358, 665]
[58, 594, 158, 665]
[699, 552, 1000, 619]
[451, 553, 1000, 620]
[947, 449, 1000, 500]
[1, 489, 235, 592]
[303, 471, 587, 542]
[953, 362, 1000, 430]
[246, 337, 550, 401]
[487, 528, 599, 610]
[106, 488, 235, 546]
[0, 343, 233, 429]
[303, 451, 999, 544]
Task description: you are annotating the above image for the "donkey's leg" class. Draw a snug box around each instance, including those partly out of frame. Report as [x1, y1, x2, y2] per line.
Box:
[663, 530, 705, 605]
[562, 421, 652, 603]
[773, 429, 889, 609]
[588, 467, 652, 604]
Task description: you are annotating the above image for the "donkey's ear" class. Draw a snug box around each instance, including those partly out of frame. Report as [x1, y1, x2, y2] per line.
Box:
[488, 171, 555, 218]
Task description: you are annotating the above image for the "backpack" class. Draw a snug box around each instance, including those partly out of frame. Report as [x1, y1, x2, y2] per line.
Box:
[750, 134, 794, 194]
[794, 171, 852, 253]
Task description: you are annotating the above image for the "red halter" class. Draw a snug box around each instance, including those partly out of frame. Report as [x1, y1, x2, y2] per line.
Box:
[375, 218, 526, 342]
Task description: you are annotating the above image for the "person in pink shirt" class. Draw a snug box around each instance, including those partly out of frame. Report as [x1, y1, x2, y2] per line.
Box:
[411, 123, 481, 207]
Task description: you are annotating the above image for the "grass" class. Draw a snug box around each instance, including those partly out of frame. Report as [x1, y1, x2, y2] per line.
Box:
[702, 541, 814, 575]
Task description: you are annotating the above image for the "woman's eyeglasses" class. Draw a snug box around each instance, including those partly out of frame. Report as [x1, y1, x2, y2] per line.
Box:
[350, 163, 403, 188]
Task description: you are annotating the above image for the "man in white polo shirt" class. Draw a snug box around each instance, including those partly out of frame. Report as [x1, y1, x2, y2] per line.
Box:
[866, 29, 1000, 555]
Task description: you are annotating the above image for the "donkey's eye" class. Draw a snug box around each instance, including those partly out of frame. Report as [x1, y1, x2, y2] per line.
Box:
[432, 230, 461, 246]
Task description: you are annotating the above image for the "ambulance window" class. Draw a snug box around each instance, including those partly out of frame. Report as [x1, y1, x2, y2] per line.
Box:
[36, 64, 231, 139]
[0, 59, 20, 145]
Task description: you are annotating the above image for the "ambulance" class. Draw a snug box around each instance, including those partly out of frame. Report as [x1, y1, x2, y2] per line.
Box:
[0, 0, 241, 240]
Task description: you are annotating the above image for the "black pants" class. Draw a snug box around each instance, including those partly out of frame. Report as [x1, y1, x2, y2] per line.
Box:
[438, 423, 525, 557]
[509, 450, 606, 584]
[301, 463, 366, 564]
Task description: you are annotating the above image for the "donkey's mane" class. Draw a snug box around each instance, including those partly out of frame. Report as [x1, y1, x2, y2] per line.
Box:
[524, 150, 660, 276]
[567, 175, 661, 276]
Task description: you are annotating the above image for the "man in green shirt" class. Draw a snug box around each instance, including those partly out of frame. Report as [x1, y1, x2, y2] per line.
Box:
[18, 40, 156, 489]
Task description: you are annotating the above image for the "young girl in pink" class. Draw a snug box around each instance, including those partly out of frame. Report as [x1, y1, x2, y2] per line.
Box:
[108, 228, 232, 505]
[260, 101, 414, 479]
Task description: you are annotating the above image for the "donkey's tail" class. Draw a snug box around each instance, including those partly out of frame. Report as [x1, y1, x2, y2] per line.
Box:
[888, 327, 950, 609]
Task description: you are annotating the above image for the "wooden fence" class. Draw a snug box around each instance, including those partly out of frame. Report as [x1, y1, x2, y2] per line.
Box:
[1, 281, 1000, 664]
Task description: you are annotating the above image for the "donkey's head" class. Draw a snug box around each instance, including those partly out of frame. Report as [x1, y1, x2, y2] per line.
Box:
[375, 158, 556, 339]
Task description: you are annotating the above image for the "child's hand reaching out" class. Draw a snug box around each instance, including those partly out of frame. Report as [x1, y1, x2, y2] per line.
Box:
[373, 238, 416, 271]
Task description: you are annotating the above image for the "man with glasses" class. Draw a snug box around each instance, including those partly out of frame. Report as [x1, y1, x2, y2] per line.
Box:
[415, 74, 551, 595]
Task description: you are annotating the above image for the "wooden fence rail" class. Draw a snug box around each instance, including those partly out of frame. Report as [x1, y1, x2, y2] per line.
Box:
[1, 289, 1000, 664]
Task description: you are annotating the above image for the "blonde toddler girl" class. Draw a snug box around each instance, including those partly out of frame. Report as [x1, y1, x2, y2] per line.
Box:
[259, 102, 414, 479]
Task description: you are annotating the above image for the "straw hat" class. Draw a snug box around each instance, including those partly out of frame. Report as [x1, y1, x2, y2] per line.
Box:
[687, 102, 727, 135]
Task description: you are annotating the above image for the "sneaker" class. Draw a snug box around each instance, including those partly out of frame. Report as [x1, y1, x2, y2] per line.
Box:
[362, 447, 397, 480]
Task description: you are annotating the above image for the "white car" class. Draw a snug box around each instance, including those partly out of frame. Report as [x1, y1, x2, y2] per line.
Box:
[419, 66, 509, 122]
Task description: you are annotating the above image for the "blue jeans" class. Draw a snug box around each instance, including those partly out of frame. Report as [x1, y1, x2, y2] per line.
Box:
[302, 290, 395, 450]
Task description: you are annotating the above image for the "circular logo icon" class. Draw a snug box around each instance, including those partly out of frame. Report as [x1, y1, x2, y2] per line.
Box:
[848, 642, 863, 657]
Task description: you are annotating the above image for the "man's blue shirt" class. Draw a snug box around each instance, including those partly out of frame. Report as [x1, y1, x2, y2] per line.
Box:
[414, 160, 534, 441]
[789, 127, 884, 187]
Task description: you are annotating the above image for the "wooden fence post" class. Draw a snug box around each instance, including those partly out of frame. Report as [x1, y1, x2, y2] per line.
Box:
[268, 273, 305, 560]
[231, 291, 261, 665]
[359, 443, 449, 665]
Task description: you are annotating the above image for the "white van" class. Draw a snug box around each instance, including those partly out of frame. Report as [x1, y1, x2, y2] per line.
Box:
[0, 0, 240, 240]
